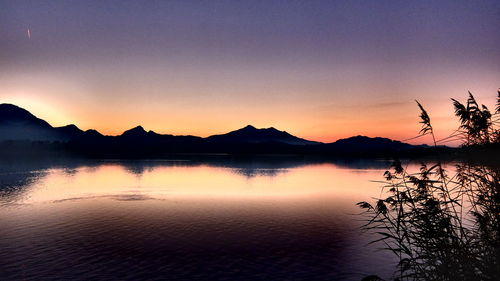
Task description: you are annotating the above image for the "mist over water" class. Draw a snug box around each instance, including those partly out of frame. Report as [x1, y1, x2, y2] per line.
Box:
[0, 158, 398, 280]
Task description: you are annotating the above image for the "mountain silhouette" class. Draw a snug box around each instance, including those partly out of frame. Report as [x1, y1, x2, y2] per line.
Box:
[207, 125, 320, 145]
[0, 103, 58, 141]
[0, 103, 430, 157]
[82, 129, 104, 138]
[0, 104, 52, 128]
[0, 103, 89, 141]
[54, 124, 84, 140]
[121, 125, 149, 138]
[326, 135, 417, 152]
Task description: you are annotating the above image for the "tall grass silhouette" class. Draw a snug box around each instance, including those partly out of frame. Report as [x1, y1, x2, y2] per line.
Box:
[358, 91, 500, 281]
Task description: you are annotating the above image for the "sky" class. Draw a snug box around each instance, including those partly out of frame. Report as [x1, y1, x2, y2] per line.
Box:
[1, 0, 499, 144]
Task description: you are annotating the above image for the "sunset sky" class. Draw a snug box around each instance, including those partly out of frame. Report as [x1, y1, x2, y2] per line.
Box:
[1, 0, 499, 144]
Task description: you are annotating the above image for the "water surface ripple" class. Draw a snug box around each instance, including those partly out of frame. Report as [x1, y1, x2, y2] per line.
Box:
[0, 159, 397, 280]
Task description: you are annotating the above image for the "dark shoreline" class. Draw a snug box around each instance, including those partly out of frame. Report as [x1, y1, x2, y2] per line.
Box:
[0, 140, 498, 166]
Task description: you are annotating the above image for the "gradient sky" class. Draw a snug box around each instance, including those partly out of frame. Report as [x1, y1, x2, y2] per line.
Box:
[1, 0, 499, 144]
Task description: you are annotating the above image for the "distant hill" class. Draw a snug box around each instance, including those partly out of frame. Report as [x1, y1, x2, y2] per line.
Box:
[54, 124, 84, 140]
[283, 135, 426, 157]
[0, 103, 59, 141]
[120, 126, 151, 138]
[326, 135, 420, 152]
[0, 103, 86, 141]
[116, 125, 201, 143]
[207, 125, 320, 145]
[0, 104, 52, 128]
[0, 103, 430, 157]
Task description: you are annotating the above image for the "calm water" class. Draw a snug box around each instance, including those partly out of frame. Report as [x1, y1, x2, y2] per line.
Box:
[0, 158, 399, 280]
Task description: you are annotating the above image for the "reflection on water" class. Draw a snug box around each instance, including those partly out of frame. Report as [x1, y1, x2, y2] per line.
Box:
[0, 158, 397, 280]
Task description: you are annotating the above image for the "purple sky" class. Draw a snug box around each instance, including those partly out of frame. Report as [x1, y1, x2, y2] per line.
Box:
[1, 0, 499, 143]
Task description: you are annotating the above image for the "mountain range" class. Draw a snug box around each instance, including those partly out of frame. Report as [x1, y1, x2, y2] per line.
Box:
[0, 103, 426, 157]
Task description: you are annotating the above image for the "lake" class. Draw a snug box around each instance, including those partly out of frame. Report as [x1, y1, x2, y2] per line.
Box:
[0, 157, 401, 280]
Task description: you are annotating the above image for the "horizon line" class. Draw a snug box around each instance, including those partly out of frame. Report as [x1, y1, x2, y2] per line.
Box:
[0, 102, 431, 145]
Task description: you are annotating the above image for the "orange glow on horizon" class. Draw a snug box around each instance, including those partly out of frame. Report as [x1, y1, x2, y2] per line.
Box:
[2, 0, 499, 148]
[0, 94, 484, 146]
[1, 74, 497, 147]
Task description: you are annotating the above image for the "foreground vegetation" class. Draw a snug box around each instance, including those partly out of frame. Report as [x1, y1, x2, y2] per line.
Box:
[359, 91, 500, 281]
